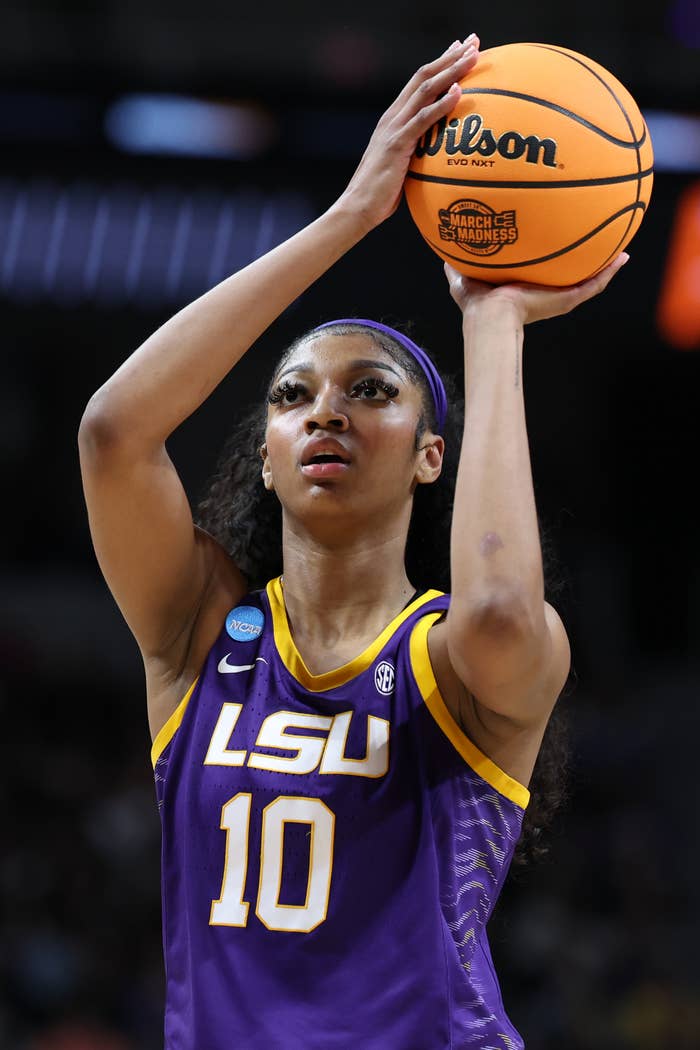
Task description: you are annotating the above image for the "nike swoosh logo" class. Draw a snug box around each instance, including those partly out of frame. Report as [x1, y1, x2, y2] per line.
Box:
[217, 655, 268, 674]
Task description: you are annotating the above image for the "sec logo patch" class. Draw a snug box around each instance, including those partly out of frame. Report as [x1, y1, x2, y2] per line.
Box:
[374, 661, 395, 695]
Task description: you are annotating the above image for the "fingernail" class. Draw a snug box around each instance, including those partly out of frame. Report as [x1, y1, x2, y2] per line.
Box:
[461, 45, 477, 60]
[464, 33, 477, 45]
[448, 40, 462, 51]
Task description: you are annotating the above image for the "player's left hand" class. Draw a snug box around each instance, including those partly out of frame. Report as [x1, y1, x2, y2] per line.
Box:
[337, 37, 480, 233]
[444, 253, 630, 326]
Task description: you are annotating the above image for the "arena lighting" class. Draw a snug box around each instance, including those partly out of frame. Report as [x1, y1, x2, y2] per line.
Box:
[0, 90, 698, 172]
[0, 178, 313, 307]
[104, 95, 277, 159]
[101, 96, 700, 172]
[656, 179, 700, 350]
[643, 110, 700, 172]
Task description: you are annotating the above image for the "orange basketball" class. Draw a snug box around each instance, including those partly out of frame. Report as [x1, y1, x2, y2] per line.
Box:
[404, 42, 654, 286]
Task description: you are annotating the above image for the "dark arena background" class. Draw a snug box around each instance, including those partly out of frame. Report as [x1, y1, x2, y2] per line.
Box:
[1, 3, 699, 1048]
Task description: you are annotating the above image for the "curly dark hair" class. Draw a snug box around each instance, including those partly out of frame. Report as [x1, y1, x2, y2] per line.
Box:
[193, 320, 571, 865]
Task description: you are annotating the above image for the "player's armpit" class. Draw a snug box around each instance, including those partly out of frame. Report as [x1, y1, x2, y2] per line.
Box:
[427, 608, 570, 786]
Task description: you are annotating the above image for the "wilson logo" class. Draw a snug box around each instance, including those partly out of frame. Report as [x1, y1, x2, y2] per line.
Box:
[415, 114, 558, 167]
[439, 199, 518, 257]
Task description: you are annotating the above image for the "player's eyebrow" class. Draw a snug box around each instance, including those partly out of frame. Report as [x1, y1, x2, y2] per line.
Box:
[276, 358, 403, 381]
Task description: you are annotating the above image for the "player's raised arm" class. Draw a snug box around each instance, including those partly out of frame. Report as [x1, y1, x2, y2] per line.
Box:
[78, 40, 480, 666]
[442, 258, 628, 730]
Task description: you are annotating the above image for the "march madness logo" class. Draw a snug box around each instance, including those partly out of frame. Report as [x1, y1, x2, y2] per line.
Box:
[438, 199, 518, 257]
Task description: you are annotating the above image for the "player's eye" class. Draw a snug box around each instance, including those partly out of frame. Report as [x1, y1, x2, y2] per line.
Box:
[268, 380, 306, 405]
[350, 377, 400, 401]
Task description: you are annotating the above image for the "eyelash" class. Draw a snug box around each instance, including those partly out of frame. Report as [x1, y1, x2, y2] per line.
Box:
[267, 377, 400, 405]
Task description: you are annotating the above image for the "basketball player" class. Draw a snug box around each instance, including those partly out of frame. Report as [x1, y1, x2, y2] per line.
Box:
[78, 36, 628, 1049]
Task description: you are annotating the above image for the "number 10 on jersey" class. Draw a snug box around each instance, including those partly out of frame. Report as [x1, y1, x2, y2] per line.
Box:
[210, 794, 335, 934]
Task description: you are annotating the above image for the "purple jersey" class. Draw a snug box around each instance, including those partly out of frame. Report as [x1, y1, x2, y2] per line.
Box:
[152, 578, 530, 1049]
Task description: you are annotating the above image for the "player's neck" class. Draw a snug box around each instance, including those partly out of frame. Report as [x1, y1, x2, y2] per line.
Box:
[279, 530, 415, 651]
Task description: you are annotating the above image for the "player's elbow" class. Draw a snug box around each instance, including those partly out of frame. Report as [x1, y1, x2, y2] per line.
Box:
[78, 389, 146, 459]
[78, 396, 120, 456]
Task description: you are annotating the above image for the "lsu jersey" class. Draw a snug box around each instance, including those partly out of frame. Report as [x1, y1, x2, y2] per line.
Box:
[152, 578, 529, 1049]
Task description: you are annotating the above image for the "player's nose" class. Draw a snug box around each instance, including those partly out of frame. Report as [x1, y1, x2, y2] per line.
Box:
[304, 387, 350, 432]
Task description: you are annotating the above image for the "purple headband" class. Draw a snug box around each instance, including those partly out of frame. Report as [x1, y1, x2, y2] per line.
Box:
[312, 318, 448, 434]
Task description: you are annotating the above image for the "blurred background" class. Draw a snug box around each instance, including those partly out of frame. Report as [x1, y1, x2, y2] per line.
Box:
[1, 3, 699, 1048]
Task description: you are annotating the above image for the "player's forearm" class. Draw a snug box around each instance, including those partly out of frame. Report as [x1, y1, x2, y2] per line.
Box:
[449, 303, 544, 631]
[81, 200, 372, 446]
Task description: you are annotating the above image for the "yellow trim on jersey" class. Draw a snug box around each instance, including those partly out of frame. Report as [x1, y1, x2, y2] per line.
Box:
[409, 613, 530, 810]
[267, 576, 445, 692]
[151, 677, 200, 768]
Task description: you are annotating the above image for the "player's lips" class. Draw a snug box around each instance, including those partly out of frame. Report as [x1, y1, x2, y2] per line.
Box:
[300, 439, 351, 478]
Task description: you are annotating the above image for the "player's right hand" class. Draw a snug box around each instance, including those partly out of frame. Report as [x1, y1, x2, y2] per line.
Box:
[337, 36, 480, 233]
[444, 253, 630, 328]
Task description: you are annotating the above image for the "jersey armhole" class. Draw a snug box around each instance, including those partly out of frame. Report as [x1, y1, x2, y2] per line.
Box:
[151, 676, 200, 768]
[409, 613, 530, 810]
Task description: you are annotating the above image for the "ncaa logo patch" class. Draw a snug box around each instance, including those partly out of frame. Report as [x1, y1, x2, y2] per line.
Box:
[226, 605, 264, 642]
[374, 660, 395, 695]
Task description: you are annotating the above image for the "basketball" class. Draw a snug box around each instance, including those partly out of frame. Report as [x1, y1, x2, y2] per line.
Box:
[404, 42, 654, 286]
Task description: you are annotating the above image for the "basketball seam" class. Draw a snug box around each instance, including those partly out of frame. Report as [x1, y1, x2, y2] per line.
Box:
[458, 87, 647, 149]
[524, 44, 642, 147]
[424, 201, 646, 269]
[524, 43, 648, 266]
[405, 167, 654, 190]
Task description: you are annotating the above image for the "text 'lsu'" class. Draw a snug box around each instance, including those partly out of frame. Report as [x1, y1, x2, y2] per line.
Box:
[204, 704, 390, 779]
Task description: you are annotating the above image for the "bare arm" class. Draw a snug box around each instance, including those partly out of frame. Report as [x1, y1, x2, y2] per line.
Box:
[78, 39, 481, 663]
[82, 206, 378, 449]
[441, 255, 629, 728]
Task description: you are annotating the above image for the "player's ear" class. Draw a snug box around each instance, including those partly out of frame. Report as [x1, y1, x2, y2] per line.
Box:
[415, 434, 444, 485]
[260, 442, 275, 492]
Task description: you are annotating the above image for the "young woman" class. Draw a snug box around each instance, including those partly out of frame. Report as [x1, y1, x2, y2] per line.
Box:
[78, 35, 628, 1050]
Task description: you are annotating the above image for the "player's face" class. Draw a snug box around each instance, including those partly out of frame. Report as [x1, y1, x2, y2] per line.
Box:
[262, 333, 443, 531]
